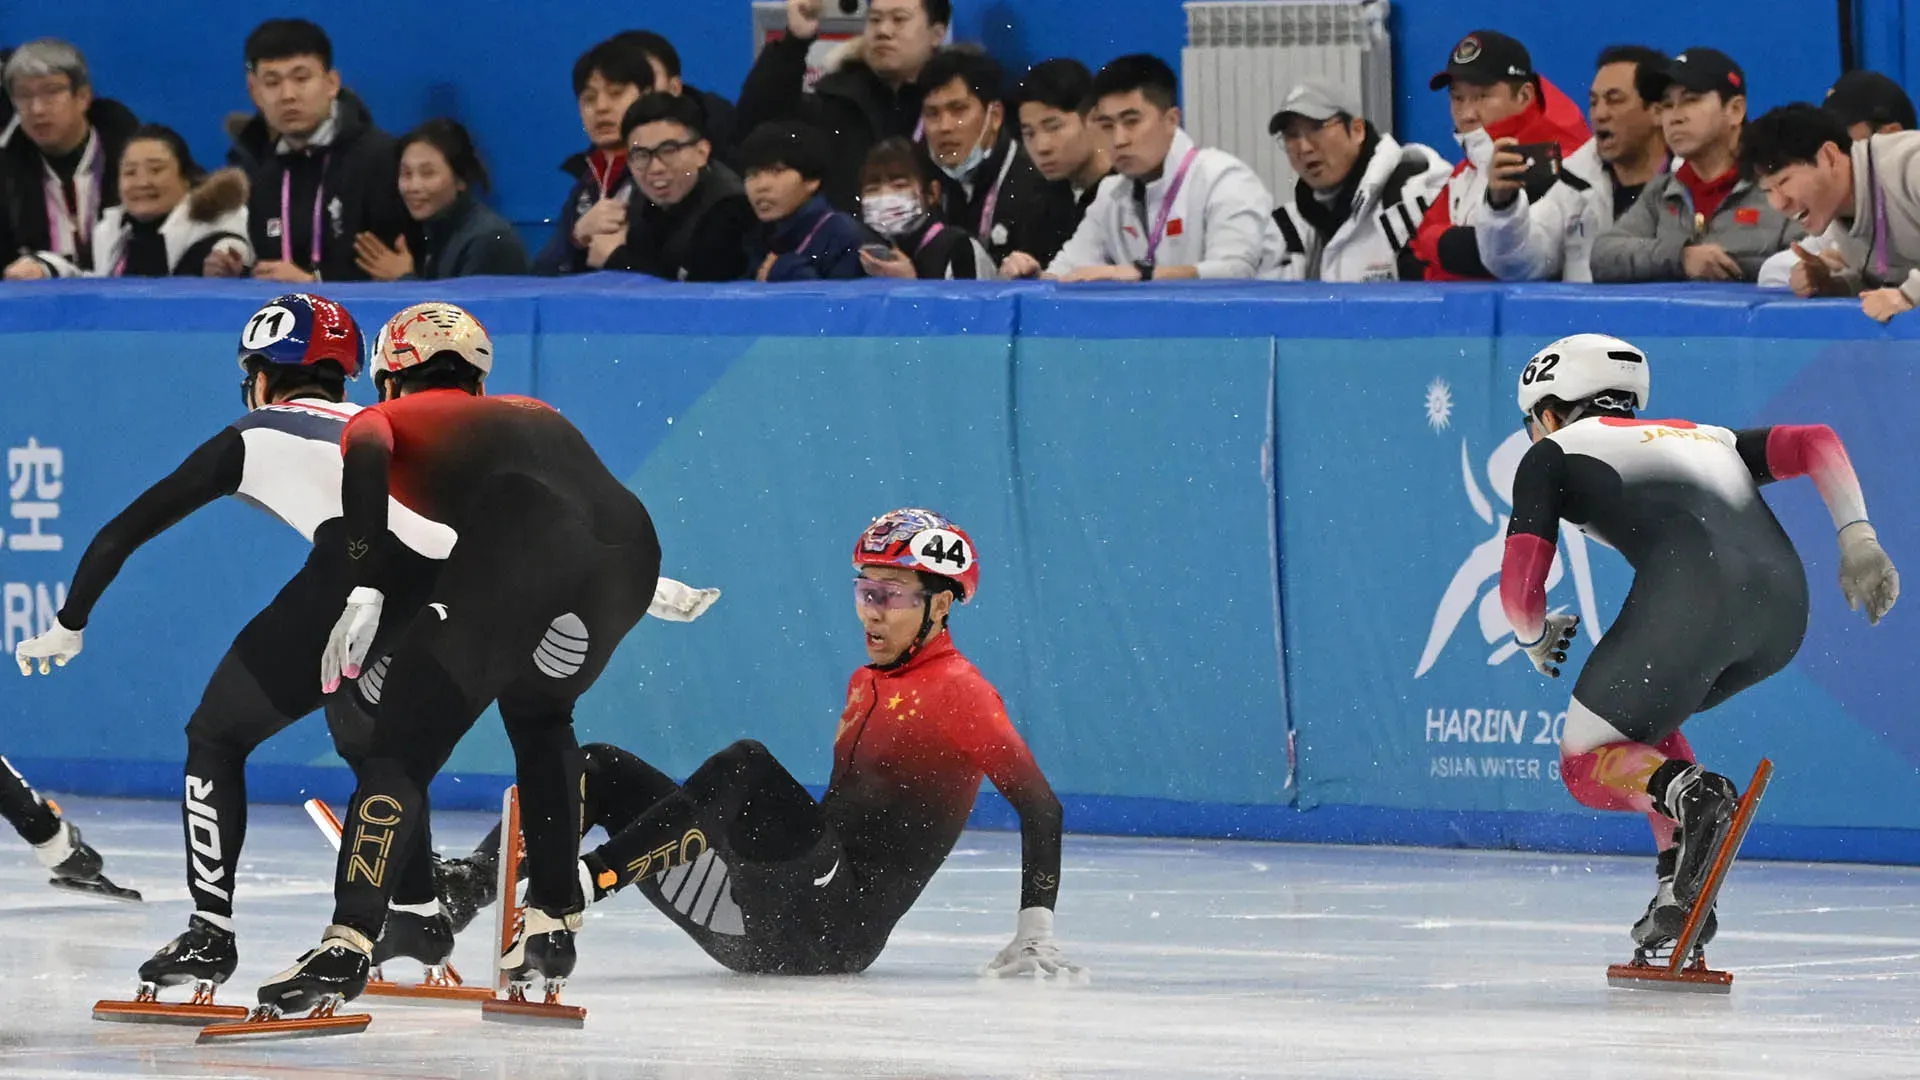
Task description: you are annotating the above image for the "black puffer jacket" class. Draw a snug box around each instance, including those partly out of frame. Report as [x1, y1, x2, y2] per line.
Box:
[736, 34, 926, 210]
[606, 163, 756, 282]
[226, 87, 377, 177]
[238, 90, 409, 280]
[0, 96, 139, 267]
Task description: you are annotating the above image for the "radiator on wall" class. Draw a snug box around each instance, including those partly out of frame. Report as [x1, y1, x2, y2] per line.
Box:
[1183, 0, 1394, 201]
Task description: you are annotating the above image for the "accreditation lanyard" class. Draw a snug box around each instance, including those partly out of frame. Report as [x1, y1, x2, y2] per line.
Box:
[1143, 147, 1201, 263]
[280, 154, 329, 267]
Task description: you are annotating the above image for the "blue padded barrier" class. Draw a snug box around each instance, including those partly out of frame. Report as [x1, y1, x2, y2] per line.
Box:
[2, 279, 1916, 865]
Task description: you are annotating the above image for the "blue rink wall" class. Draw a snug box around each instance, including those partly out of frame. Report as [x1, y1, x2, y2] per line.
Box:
[2, 278, 1918, 865]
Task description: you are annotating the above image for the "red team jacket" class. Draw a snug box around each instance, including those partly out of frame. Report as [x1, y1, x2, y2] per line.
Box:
[1410, 77, 1591, 281]
[825, 631, 1061, 910]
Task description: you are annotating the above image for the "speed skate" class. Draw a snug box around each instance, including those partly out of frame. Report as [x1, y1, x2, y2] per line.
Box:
[302, 798, 491, 1004]
[1607, 758, 1774, 994]
[481, 786, 587, 1028]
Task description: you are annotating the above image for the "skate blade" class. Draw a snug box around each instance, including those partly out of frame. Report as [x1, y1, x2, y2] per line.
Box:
[1606, 961, 1733, 994]
[197, 1005, 370, 1043]
[93, 999, 249, 1025]
[364, 978, 494, 1004]
[48, 876, 143, 903]
[480, 998, 586, 1027]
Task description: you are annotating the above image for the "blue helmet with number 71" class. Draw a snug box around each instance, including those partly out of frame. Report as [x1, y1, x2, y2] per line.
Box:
[1517, 333, 1649, 418]
[853, 508, 980, 603]
[235, 293, 364, 379]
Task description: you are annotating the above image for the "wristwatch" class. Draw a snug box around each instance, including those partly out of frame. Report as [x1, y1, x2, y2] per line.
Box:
[1133, 259, 1155, 281]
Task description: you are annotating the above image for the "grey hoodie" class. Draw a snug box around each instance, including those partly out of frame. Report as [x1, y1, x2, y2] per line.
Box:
[1795, 131, 1920, 303]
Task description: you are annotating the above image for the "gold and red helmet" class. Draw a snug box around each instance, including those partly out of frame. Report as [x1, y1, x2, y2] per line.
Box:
[852, 508, 979, 603]
[372, 302, 494, 386]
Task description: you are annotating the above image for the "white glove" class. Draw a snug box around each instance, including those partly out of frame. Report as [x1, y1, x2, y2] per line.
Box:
[1839, 522, 1900, 626]
[983, 907, 1087, 981]
[1518, 613, 1580, 678]
[321, 587, 385, 693]
[16, 618, 83, 676]
[649, 578, 722, 623]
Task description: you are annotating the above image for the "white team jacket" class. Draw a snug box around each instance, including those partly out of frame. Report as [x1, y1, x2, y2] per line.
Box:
[1474, 138, 1608, 282]
[1045, 129, 1286, 280]
[1271, 134, 1452, 282]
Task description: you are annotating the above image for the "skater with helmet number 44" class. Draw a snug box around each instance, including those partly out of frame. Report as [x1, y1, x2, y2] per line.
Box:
[437, 508, 1083, 981]
[1502, 332, 1898, 974]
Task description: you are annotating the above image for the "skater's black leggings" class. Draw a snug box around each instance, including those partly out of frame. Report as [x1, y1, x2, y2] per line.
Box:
[182, 523, 439, 921]
[0, 756, 60, 847]
[584, 740, 823, 888]
[581, 740, 905, 975]
[331, 476, 658, 940]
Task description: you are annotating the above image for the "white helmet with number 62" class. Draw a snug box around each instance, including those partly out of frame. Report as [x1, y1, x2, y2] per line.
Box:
[1517, 333, 1650, 418]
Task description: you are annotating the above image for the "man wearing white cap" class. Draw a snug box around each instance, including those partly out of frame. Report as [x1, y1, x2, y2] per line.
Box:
[1269, 78, 1450, 281]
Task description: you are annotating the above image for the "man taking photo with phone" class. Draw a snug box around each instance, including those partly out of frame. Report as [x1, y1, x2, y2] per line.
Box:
[1404, 30, 1589, 281]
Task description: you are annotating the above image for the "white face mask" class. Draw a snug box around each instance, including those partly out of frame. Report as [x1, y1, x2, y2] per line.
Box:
[937, 113, 995, 184]
[1455, 127, 1496, 171]
[862, 191, 926, 238]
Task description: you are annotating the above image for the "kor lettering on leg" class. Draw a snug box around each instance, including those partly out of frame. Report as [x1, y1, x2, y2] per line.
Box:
[185, 775, 230, 902]
[346, 794, 404, 888]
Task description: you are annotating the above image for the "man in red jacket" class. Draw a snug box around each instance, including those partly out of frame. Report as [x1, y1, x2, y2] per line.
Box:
[1406, 30, 1590, 280]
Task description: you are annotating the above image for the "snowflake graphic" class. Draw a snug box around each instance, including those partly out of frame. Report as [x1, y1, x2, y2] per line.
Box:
[1424, 377, 1454, 432]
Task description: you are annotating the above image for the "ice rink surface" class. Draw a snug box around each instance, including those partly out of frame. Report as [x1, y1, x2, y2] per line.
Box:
[1, 798, 1917, 1079]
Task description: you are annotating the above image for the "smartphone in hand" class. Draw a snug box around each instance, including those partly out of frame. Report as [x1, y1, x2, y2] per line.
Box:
[1511, 142, 1563, 199]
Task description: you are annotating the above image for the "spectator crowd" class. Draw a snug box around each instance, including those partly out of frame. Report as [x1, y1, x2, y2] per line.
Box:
[2, 0, 1918, 319]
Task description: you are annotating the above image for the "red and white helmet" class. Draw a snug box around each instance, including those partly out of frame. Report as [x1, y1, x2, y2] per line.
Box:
[852, 508, 979, 603]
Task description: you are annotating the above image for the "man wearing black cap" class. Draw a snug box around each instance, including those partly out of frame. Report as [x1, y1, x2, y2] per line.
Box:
[1591, 48, 1801, 282]
[1825, 70, 1916, 142]
[1267, 77, 1450, 281]
[1744, 102, 1920, 321]
[1405, 30, 1590, 281]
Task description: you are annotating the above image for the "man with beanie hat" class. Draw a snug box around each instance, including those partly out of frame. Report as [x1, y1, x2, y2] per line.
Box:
[1405, 30, 1590, 281]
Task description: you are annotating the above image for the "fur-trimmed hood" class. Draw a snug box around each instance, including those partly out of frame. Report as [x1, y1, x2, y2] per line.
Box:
[186, 166, 249, 223]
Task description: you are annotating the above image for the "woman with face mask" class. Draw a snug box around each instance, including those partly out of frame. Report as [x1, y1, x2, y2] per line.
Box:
[34, 124, 252, 278]
[355, 118, 529, 281]
[857, 137, 993, 280]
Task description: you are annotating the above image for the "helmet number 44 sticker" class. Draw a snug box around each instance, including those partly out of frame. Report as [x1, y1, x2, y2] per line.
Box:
[912, 530, 973, 574]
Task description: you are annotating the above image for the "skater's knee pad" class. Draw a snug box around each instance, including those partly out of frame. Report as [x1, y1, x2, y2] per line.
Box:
[353, 756, 418, 800]
[680, 739, 772, 800]
[1559, 698, 1637, 756]
[366, 653, 476, 763]
[1559, 742, 1662, 814]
